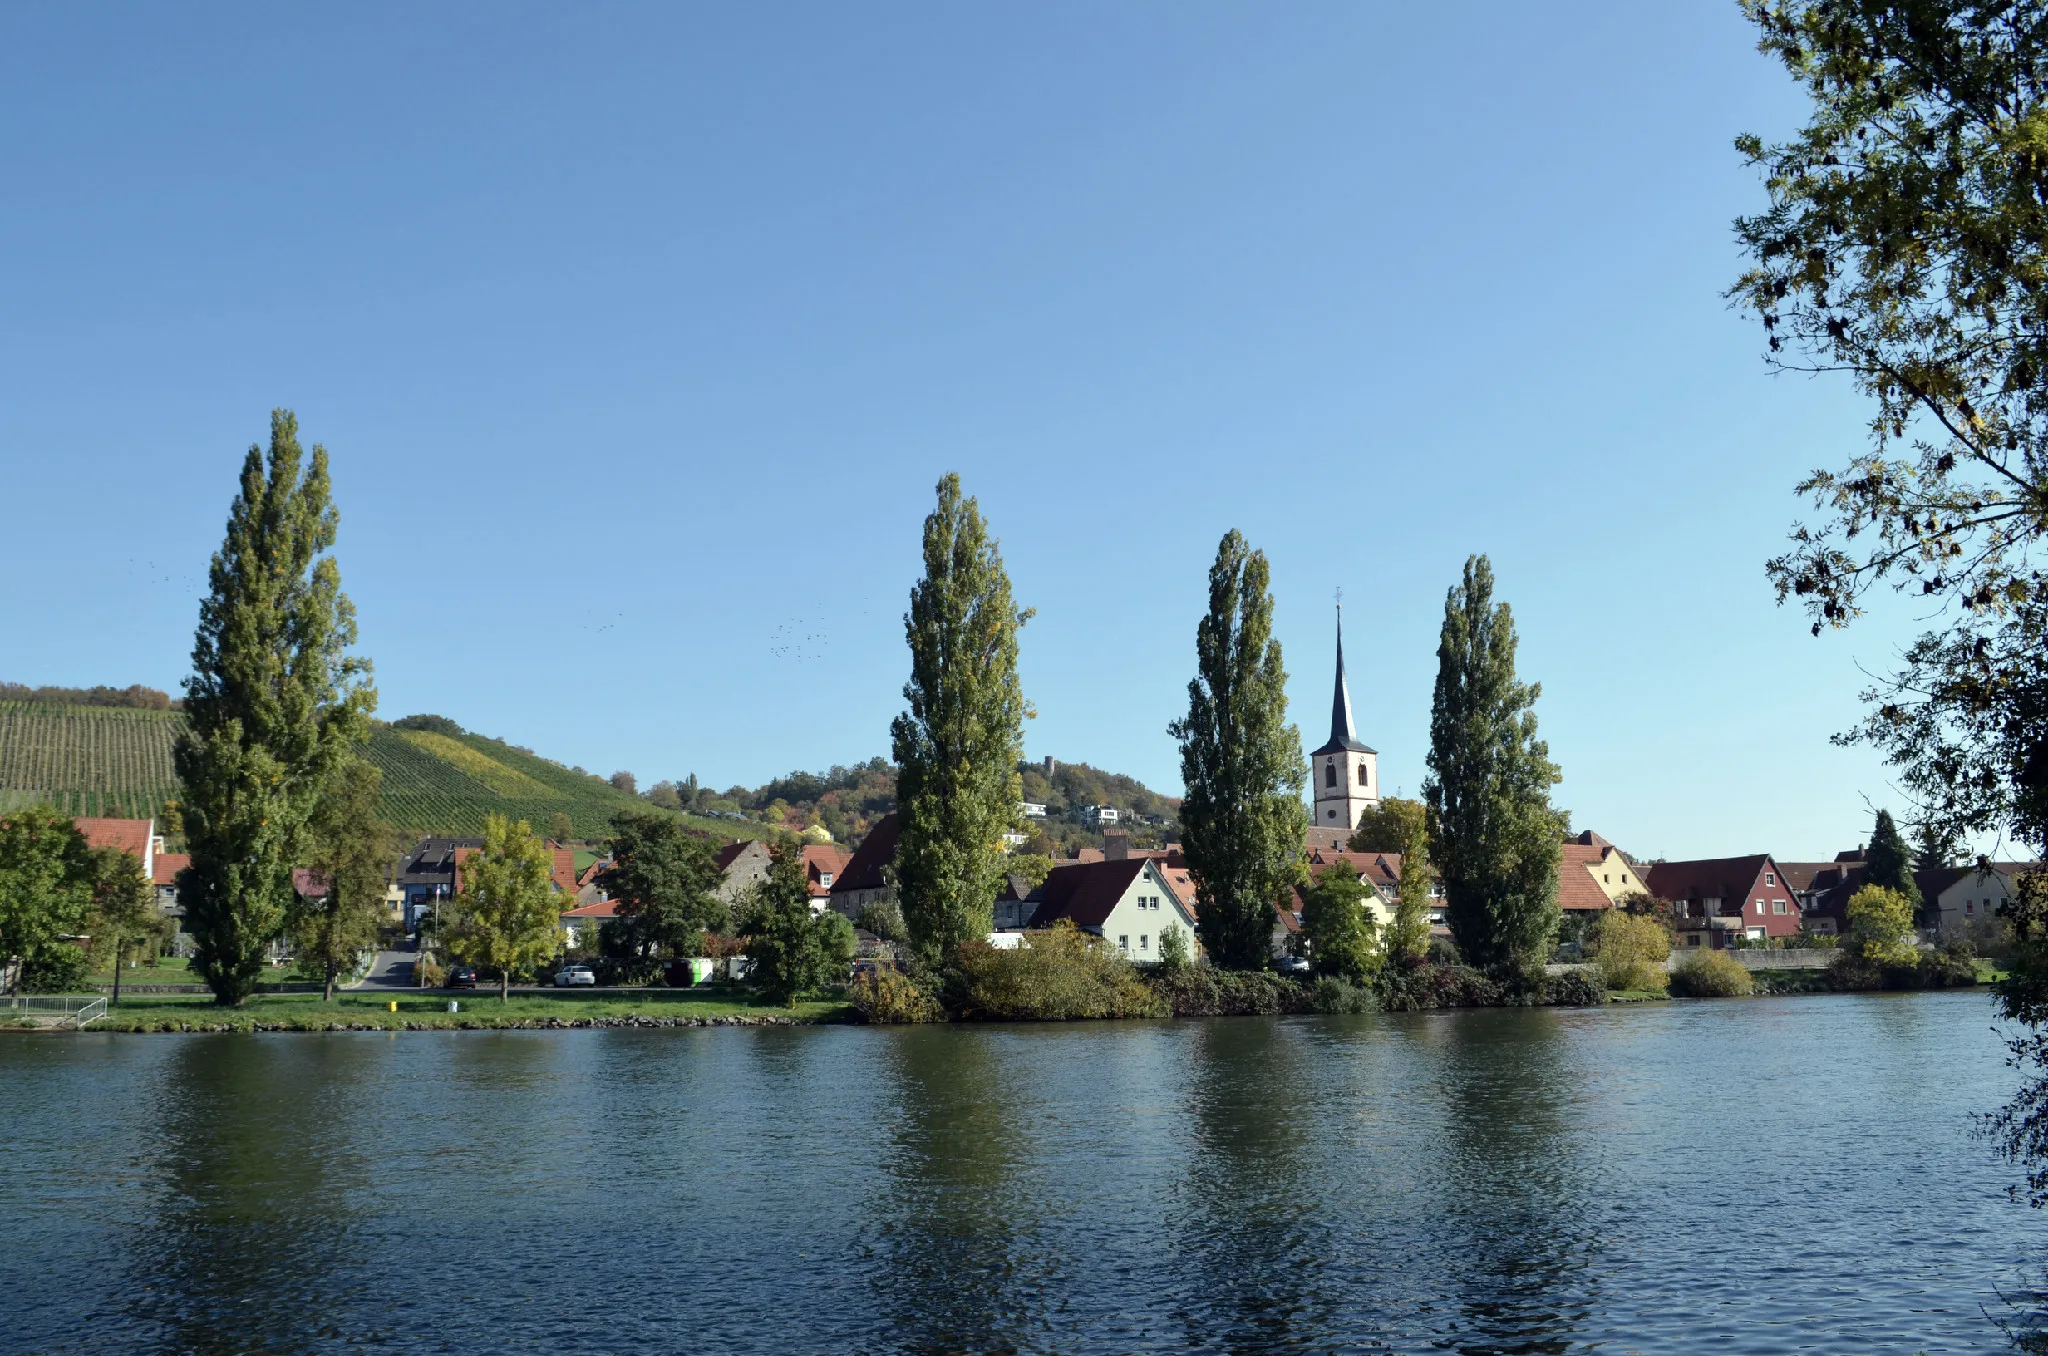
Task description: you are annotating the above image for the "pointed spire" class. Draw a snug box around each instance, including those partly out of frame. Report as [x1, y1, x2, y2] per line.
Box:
[1331, 603, 1357, 747]
[1312, 600, 1376, 757]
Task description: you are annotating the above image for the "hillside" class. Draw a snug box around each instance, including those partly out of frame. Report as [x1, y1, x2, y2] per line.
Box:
[0, 702, 757, 842]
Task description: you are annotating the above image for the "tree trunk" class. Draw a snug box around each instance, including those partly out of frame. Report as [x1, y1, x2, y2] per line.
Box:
[110, 935, 123, 1007]
[323, 965, 336, 1004]
[501, 968, 510, 1002]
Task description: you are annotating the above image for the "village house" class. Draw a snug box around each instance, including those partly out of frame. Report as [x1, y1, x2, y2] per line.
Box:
[802, 843, 851, 916]
[560, 897, 619, 949]
[713, 839, 775, 904]
[828, 811, 901, 920]
[1646, 855, 1803, 948]
[1932, 863, 2039, 941]
[1023, 857, 1198, 962]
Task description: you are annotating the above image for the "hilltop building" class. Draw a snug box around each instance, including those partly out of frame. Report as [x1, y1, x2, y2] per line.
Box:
[1311, 607, 1380, 832]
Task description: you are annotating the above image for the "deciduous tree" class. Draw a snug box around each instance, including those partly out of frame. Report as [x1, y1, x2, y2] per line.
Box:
[1846, 883, 1918, 962]
[0, 809, 90, 995]
[443, 814, 563, 1000]
[1385, 807, 1434, 968]
[296, 757, 398, 1002]
[740, 848, 856, 1005]
[84, 844, 162, 1007]
[1347, 797, 1428, 856]
[175, 411, 375, 1005]
[601, 809, 726, 981]
[890, 474, 1030, 965]
[1300, 864, 1378, 985]
[1171, 530, 1308, 969]
[1424, 555, 1565, 977]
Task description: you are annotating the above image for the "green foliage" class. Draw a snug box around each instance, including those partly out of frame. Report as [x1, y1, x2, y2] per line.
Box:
[1145, 962, 1313, 1017]
[1015, 759, 1182, 831]
[891, 474, 1031, 965]
[1171, 530, 1308, 969]
[0, 807, 91, 992]
[741, 849, 856, 1005]
[19, 944, 89, 994]
[848, 967, 946, 1024]
[1385, 808, 1433, 968]
[296, 757, 398, 1001]
[1347, 797, 1428, 856]
[1864, 808, 1926, 921]
[1588, 909, 1672, 994]
[855, 898, 909, 945]
[1005, 853, 1056, 891]
[1846, 883, 1918, 961]
[1301, 863, 1380, 985]
[1735, 1, 2048, 893]
[0, 683, 172, 710]
[83, 842, 164, 1004]
[441, 814, 564, 999]
[1424, 555, 1566, 975]
[547, 811, 574, 844]
[1375, 960, 1506, 1011]
[1669, 949, 1755, 998]
[948, 923, 1165, 1020]
[1540, 969, 1608, 1007]
[390, 714, 464, 736]
[176, 412, 376, 1005]
[1311, 975, 1375, 1014]
[603, 809, 726, 973]
[1156, 921, 1191, 971]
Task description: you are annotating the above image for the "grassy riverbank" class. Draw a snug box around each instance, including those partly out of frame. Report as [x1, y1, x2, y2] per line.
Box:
[61, 989, 853, 1032]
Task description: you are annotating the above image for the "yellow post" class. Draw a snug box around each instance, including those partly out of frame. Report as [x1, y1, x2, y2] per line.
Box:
[388, 1000, 398, 1012]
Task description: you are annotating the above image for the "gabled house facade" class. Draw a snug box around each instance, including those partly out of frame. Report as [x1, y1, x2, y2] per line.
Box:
[1934, 863, 2041, 940]
[828, 812, 900, 920]
[1646, 855, 1802, 948]
[1026, 858, 1199, 963]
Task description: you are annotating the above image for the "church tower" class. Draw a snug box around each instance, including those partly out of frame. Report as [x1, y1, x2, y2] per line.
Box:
[1311, 605, 1380, 831]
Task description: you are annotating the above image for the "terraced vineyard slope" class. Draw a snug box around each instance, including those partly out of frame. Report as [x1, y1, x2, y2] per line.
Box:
[0, 702, 753, 841]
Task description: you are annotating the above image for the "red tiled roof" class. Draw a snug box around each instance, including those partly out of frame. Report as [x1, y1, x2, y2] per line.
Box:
[292, 868, 331, 899]
[1033, 858, 1150, 930]
[802, 843, 852, 897]
[831, 813, 900, 896]
[551, 848, 577, 895]
[153, 852, 189, 886]
[561, 899, 621, 919]
[1645, 856, 1775, 913]
[74, 816, 151, 863]
[1557, 844, 1617, 913]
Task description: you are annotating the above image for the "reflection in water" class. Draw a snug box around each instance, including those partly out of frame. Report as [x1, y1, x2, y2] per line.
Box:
[131, 1037, 382, 1356]
[1422, 1009, 1603, 1354]
[1174, 1018, 1331, 1353]
[870, 1027, 1038, 1355]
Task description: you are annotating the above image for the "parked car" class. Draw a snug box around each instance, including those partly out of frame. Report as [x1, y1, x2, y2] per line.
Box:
[446, 965, 479, 989]
[554, 965, 597, 987]
[1277, 956, 1311, 976]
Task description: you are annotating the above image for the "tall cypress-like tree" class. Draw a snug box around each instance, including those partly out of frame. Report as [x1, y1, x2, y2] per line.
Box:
[1171, 530, 1308, 970]
[1423, 555, 1563, 976]
[176, 411, 375, 1005]
[890, 474, 1030, 966]
[1863, 807, 1927, 928]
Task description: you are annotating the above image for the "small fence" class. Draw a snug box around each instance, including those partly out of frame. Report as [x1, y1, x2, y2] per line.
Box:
[4, 994, 109, 1028]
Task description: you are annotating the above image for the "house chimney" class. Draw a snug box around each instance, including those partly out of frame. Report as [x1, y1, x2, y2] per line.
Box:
[1104, 832, 1130, 861]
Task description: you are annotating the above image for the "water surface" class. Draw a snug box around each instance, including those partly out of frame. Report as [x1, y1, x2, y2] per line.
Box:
[0, 992, 2039, 1354]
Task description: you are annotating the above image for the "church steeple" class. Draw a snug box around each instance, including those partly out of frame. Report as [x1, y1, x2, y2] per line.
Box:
[1311, 600, 1380, 830]
[1313, 604, 1373, 758]
[1329, 604, 1358, 749]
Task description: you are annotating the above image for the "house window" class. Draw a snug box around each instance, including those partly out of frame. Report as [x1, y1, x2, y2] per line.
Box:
[1118, 936, 1129, 951]
[1687, 934, 1702, 947]
[1766, 872, 1776, 886]
[1772, 900, 1786, 914]
[1755, 899, 1765, 915]
[1967, 900, 1976, 915]
[1326, 762, 1337, 788]
[820, 873, 833, 888]
[1140, 934, 1149, 951]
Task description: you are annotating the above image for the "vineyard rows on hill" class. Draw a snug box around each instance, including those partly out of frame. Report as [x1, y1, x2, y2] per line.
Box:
[0, 703, 759, 843]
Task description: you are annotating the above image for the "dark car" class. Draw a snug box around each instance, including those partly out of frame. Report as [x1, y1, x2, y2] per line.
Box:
[446, 965, 479, 989]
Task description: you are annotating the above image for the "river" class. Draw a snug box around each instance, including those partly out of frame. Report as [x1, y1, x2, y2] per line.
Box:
[0, 991, 2040, 1354]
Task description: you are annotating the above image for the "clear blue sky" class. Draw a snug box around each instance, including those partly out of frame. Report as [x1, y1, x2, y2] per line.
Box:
[0, 2, 1930, 860]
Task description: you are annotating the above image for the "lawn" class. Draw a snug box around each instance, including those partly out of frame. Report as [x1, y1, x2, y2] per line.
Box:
[83, 988, 853, 1032]
[92, 957, 197, 987]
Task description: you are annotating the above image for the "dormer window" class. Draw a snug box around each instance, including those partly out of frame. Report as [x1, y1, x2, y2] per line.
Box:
[820, 873, 834, 888]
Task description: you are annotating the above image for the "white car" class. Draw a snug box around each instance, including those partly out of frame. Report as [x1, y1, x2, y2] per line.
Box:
[554, 965, 597, 987]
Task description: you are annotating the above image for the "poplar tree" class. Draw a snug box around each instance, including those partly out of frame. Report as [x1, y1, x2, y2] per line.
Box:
[1424, 555, 1564, 977]
[296, 757, 398, 1002]
[1171, 530, 1308, 970]
[891, 474, 1030, 966]
[176, 411, 375, 1005]
[1386, 809, 1434, 968]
